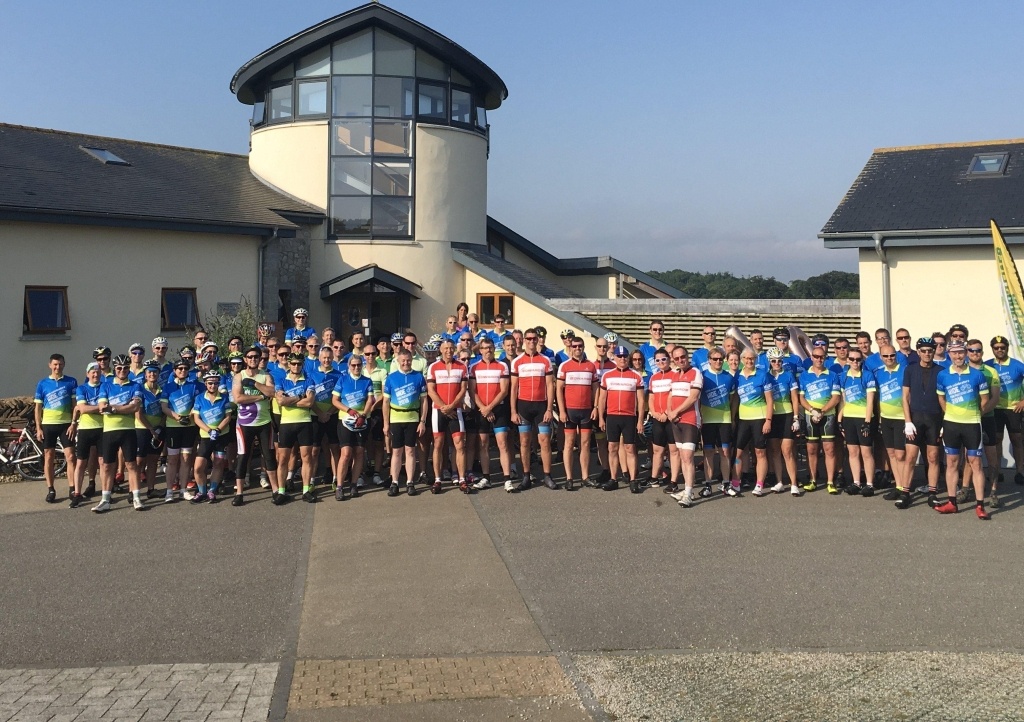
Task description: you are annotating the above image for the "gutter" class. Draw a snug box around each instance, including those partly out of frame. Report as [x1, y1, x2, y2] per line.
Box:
[259, 228, 278, 319]
[873, 232, 891, 332]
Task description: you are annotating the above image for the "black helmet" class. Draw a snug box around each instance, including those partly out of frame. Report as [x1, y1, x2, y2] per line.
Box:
[112, 354, 131, 367]
[92, 346, 111, 359]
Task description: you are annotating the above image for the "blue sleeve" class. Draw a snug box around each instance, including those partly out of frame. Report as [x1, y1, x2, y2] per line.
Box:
[33, 379, 45, 403]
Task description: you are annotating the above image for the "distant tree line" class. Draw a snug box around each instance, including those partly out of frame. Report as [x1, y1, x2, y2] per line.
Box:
[648, 269, 859, 299]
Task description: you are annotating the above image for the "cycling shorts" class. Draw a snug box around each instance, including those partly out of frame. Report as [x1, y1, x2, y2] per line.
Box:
[562, 408, 594, 432]
[517, 400, 551, 434]
[700, 422, 732, 450]
[671, 422, 700, 449]
[908, 412, 942, 447]
[981, 415, 998, 448]
[165, 425, 198, 451]
[314, 417, 339, 446]
[770, 413, 795, 441]
[102, 428, 137, 464]
[943, 420, 982, 457]
[41, 423, 71, 450]
[278, 422, 313, 448]
[840, 418, 873, 447]
[734, 418, 768, 450]
[648, 418, 672, 447]
[337, 422, 367, 448]
[803, 410, 837, 441]
[75, 428, 103, 461]
[476, 405, 511, 435]
[432, 408, 465, 437]
[196, 435, 230, 461]
[605, 414, 638, 445]
[879, 417, 906, 451]
[389, 421, 419, 449]
[993, 407, 1023, 436]
[135, 429, 163, 458]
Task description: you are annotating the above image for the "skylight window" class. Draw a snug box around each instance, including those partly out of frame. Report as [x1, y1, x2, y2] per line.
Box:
[968, 152, 1008, 176]
[79, 146, 130, 166]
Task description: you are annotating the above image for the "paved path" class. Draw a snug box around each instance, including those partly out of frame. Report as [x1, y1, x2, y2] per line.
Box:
[4, 472, 1024, 721]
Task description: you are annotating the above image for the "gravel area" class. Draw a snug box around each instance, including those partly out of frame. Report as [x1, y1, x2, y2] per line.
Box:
[573, 651, 1024, 721]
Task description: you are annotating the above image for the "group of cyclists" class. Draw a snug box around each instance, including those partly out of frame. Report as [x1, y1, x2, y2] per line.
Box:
[30, 304, 1024, 521]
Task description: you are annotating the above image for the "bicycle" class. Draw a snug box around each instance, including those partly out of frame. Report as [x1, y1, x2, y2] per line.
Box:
[0, 423, 67, 481]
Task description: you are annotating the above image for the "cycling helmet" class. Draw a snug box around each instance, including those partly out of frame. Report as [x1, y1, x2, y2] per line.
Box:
[202, 370, 222, 383]
[390, 332, 404, 343]
[112, 354, 131, 367]
[291, 335, 307, 344]
[429, 333, 444, 343]
[258, 323, 274, 336]
[293, 308, 308, 317]
[341, 413, 367, 433]
[151, 337, 168, 348]
[560, 329, 576, 340]
[129, 342, 145, 354]
[92, 346, 111, 359]
[423, 341, 439, 352]
[811, 333, 829, 347]
[179, 345, 196, 358]
[603, 332, 618, 343]
[143, 358, 161, 371]
[766, 348, 783, 360]
[772, 327, 790, 339]
[535, 326, 547, 337]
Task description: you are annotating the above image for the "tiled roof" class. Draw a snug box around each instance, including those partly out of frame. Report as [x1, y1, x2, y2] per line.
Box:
[453, 247, 581, 299]
[0, 123, 322, 231]
[821, 139, 1024, 235]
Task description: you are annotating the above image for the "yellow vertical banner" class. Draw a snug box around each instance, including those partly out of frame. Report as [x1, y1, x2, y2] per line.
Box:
[992, 219, 1024, 361]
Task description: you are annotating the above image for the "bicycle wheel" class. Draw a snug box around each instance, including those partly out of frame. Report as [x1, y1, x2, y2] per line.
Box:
[13, 440, 46, 481]
[53, 439, 68, 478]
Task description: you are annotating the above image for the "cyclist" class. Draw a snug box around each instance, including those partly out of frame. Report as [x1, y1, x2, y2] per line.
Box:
[71, 362, 105, 507]
[597, 345, 646, 492]
[151, 337, 173, 385]
[134, 362, 164, 500]
[275, 353, 315, 502]
[470, 338, 513, 490]
[233, 346, 285, 504]
[963, 340, 1001, 506]
[692, 326, 718, 373]
[383, 348, 428, 496]
[510, 328, 557, 490]
[191, 370, 235, 504]
[765, 348, 801, 496]
[426, 339, 470, 493]
[698, 349, 736, 497]
[95, 354, 143, 512]
[798, 345, 841, 493]
[554, 329, 576, 368]
[646, 348, 678, 492]
[308, 344, 341, 489]
[487, 314, 509, 347]
[556, 335, 598, 490]
[160, 359, 200, 502]
[874, 345, 909, 497]
[284, 308, 316, 343]
[986, 335, 1024, 489]
[897, 337, 943, 509]
[666, 346, 703, 507]
[127, 343, 148, 381]
[838, 347, 877, 496]
[33, 353, 77, 504]
[332, 352, 376, 500]
[362, 343, 389, 486]
[731, 349, 774, 497]
[934, 341, 991, 519]
[639, 321, 668, 374]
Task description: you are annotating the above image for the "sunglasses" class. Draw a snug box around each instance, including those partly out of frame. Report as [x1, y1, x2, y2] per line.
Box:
[671, 356, 685, 362]
[967, 348, 983, 353]
[896, 335, 911, 341]
[288, 361, 302, 365]
[402, 340, 416, 345]
[245, 355, 260, 360]
[205, 379, 220, 384]
[770, 359, 783, 364]
[114, 365, 129, 371]
[651, 328, 664, 332]
[595, 344, 607, 349]
[881, 354, 896, 359]
[571, 344, 584, 349]
[153, 346, 168, 351]
[917, 348, 934, 353]
[935, 342, 946, 347]
[709, 356, 724, 362]
[848, 357, 863, 362]
[811, 355, 826, 360]
[363, 351, 377, 356]
[349, 363, 362, 368]
[656, 357, 670, 363]
[524, 336, 538, 341]
[131, 349, 145, 355]
[835, 345, 849, 350]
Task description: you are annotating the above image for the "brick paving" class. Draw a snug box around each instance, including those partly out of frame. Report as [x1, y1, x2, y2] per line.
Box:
[288, 655, 573, 709]
[0, 663, 277, 722]
[574, 651, 1024, 722]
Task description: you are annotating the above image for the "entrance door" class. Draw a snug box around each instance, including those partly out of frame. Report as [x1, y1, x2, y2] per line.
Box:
[329, 283, 407, 343]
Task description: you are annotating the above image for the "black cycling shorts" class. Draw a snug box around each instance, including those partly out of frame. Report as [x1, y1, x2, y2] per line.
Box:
[41, 423, 71, 450]
[994, 407, 1023, 436]
[671, 422, 700, 448]
[517, 400, 551, 434]
[165, 425, 198, 451]
[196, 435, 230, 461]
[803, 410, 837, 441]
[943, 420, 982, 457]
[605, 415, 638, 445]
[701, 422, 732, 450]
[367, 410, 385, 442]
[102, 428, 137, 464]
[908, 412, 942, 447]
[314, 417, 339, 446]
[879, 418, 906, 451]
[648, 418, 672, 447]
[981, 415, 998, 447]
[75, 427, 103, 460]
[135, 429, 163, 458]
[770, 412, 795, 441]
[389, 421, 419, 448]
[234, 422, 278, 475]
[841, 417, 873, 447]
[432, 408, 465, 436]
[563, 408, 594, 432]
[476, 404, 511, 435]
[278, 422, 313, 448]
[337, 422, 367, 448]
[734, 418, 768, 450]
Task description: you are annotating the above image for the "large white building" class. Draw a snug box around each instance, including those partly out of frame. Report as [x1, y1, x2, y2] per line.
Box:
[1, 2, 681, 397]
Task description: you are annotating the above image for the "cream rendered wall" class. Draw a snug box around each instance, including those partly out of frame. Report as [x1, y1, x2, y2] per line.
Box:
[3, 222, 259, 398]
[859, 244, 1012, 343]
[415, 125, 487, 246]
[250, 122, 329, 210]
[556, 274, 617, 299]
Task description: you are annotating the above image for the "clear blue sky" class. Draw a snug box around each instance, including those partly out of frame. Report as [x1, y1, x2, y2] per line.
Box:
[5, 1, 1023, 280]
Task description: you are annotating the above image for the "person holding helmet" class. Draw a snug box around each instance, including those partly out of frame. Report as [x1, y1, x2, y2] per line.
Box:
[190, 370, 235, 504]
[134, 361, 165, 500]
[94, 354, 143, 512]
[332, 351, 376, 500]
[285, 308, 316, 343]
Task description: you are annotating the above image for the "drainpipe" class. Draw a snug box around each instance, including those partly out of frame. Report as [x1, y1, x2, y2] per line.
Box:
[872, 232, 891, 331]
[258, 228, 278, 320]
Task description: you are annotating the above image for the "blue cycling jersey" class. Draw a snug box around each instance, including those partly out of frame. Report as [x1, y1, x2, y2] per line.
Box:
[799, 368, 840, 409]
[34, 375, 78, 424]
[193, 393, 232, 435]
[333, 372, 374, 412]
[307, 365, 342, 411]
[284, 326, 317, 342]
[160, 378, 202, 427]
